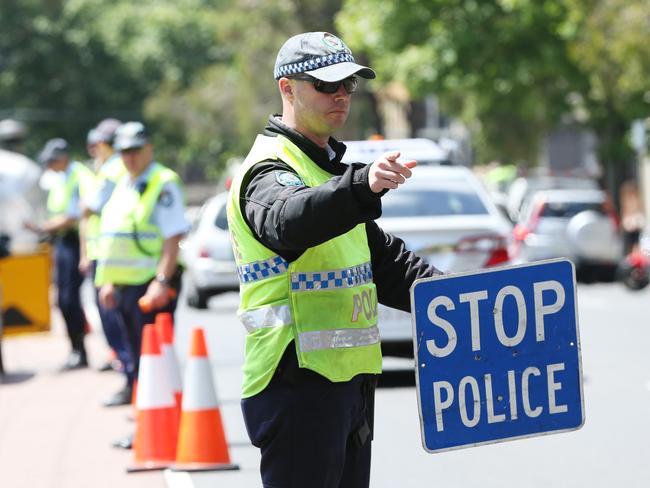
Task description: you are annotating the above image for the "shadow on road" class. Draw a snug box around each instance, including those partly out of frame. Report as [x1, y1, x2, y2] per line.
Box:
[378, 369, 415, 388]
[0, 370, 35, 385]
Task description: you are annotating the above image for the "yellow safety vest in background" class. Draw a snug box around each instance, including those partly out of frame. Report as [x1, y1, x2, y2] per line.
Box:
[94, 162, 180, 286]
[47, 161, 94, 221]
[227, 134, 382, 398]
[85, 156, 126, 261]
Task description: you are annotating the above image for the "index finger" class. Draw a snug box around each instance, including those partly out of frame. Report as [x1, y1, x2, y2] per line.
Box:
[402, 160, 417, 169]
[389, 158, 417, 178]
[380, 151, 401, 162]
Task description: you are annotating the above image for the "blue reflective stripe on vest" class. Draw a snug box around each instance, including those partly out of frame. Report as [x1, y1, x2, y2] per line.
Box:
[290, 262, 373, 291]
[237, 255, 289, 284]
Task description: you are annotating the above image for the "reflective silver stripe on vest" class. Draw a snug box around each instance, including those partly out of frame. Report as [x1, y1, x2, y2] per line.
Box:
[96, 258, 159, 269]
[100, 231, 159, 239]
[291, 262, 373, 292]
[298, 325, 380, 352]
[238, 304, 293, 333]
[237, 255, 289, 284]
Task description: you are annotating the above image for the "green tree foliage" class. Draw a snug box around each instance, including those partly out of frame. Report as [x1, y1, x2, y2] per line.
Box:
[0, 0, 349, 178]
[337, 0, 650, 171]
[564, 0, 650, 178]
[143, 0, 302, 179]
[0, 0, 144, 155]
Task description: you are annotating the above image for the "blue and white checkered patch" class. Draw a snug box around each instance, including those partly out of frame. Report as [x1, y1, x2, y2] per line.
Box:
[238, 255, 289, 284]
[290, 262, 373, 291]
[274, 53, 356, 79]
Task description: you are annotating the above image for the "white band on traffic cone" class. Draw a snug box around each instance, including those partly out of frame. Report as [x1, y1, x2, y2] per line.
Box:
[136, 354, 176, 410]
[161, 343, 183, 393]
[182, 357, 219, 411]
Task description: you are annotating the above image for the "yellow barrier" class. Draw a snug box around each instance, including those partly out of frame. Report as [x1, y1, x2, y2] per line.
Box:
[0, 246, 52, 336]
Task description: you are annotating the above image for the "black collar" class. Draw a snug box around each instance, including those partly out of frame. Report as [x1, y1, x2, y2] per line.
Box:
[263, 115, 348, 175]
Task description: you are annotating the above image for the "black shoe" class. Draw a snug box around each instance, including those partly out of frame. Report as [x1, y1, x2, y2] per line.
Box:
[60, 350, 88, 371]
[97, 361, 113, 372]
[111, 433, 133, 450]
[102, 384, 133, 407]
[97, 357, 123, 373]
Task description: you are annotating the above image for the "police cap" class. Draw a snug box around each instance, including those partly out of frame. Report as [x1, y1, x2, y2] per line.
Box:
[113, 122, 150, 151]
[37, 138, 69, 165]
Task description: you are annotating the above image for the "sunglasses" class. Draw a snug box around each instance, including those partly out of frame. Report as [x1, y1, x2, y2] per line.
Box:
[287, 75, 358, 94]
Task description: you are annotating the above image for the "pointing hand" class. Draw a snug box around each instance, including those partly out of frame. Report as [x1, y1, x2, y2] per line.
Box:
[368, 151, 417, 193]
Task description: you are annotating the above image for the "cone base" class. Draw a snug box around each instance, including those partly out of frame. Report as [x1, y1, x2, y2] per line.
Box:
[127, 460, 173, 473]
[170, 462, 240, 472]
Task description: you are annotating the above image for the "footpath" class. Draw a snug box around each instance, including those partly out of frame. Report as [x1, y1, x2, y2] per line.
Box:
[0, 291, 263, 488]
[0, 311, 163, 488]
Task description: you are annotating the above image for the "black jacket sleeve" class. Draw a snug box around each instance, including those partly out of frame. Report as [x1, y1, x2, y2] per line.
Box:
[366, 220, 444, 312]
[242, 160, 381, 260]
[241, 159, 444, 311]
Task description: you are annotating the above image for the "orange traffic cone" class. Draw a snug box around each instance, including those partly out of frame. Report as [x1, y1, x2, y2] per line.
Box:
[127, 324, 178, 472]
[172, 327, 239, 472]
[155, 313, 183, 413]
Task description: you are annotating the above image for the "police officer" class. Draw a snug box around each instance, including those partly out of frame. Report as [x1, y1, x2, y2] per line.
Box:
[25, 138, 95, 370]
[95, 122, 189, 393]
[0, 118, 28, 153]
[81, 119, 135, 406]
[227, 32, 443, 487]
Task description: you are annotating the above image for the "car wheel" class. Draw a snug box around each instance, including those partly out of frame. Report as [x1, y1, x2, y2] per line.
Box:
[186, 281, 209, 309]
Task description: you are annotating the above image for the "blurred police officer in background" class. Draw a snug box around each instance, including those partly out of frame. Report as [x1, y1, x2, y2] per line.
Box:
[0, 118, 28, 154]
[0, 119, 42, 255]
[227, 32, 442, 487]
[25, 138, 95, 370]
[81, 119, 135, 406]
[95, 121, 189, 396]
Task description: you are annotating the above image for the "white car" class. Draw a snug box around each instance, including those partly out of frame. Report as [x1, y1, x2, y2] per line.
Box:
[511, 189, 622, 281]
[180, 192, 239, 308]
[375, 165, 513, 356]
[343, 138, 450, 165]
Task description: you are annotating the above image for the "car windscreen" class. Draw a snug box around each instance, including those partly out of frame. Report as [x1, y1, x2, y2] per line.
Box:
[381, 187, 489, 218]
[214, 204, 229, 230]
[540, 201, 604, 218]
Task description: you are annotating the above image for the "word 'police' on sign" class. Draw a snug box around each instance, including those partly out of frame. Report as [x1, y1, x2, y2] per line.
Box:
[410, 259, 584, 453]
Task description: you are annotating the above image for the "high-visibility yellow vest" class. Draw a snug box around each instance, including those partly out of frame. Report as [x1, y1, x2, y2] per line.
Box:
[94, 162, 180, 286]
[47, 161, 94, 222]
[227, 134, 382, 398]
[86, 156, 126, 260]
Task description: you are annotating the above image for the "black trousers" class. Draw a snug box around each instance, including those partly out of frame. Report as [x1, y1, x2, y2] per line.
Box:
[91, 261, 133, 379]
[114, 280, 179, 386]
[241, 345, 377, 488]
[54, 235, 85, 349]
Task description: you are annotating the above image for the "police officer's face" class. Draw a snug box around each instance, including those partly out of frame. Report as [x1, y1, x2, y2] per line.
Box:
[48, 157, 68, 172]
[289, 78, 351, 138]
[96, 142, 114, 162]
[86, 143, 98, 159]
[121, 144, 153, 177]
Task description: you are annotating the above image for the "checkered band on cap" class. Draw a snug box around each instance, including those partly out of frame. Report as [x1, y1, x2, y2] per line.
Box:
[291, 262, 373, 291]
[274, 53, 356, 79]
[238, 255, 289, 284]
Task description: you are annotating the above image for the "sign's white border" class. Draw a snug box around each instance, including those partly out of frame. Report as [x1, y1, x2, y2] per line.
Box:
[409, 257, 585, 454]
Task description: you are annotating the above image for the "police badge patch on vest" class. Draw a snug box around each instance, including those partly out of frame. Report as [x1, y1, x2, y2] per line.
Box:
[158, 189, 173, 207]
[275, 171, 304, 187]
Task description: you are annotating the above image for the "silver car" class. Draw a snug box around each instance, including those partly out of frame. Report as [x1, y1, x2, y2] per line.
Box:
[180, 192, 239, 308]
[375, 165, 513, 356]
[511, 189, 622, 281]
[506, 175, 599, 222]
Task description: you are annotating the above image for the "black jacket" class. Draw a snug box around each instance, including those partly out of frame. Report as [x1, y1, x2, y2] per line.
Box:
[239, 115, 443, 312]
